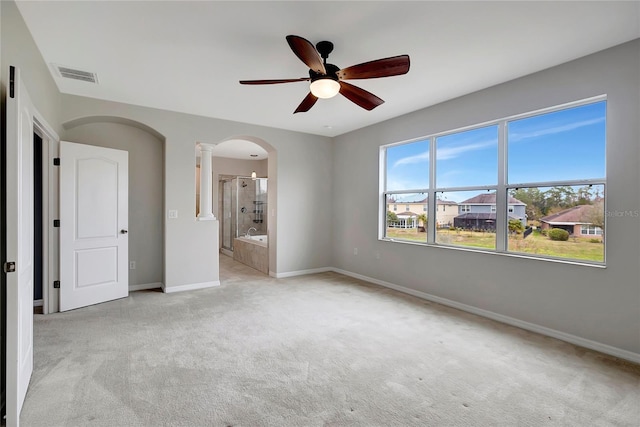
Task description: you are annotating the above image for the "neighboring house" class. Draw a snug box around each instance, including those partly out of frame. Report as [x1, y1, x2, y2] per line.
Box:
[435, 199, 459, 228]
[454, 193, 527, 230]
[540, 205, 603, 237]
[393, 211, 420, 228]
[386, 197, 458, 228]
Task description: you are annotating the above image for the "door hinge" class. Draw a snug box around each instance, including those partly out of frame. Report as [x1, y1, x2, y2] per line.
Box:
[53, 280, 60, 289]
[53, 158, 60, 166]
[9, 66, 15, 98]
[53, 219, 60, 227]
[4, 262, 16, 273]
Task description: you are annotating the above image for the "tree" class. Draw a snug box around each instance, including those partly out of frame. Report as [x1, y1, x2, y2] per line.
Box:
[417, 213, 427, 227]
[508, 218, 525, 234]
[544, 186, 576, 210]
[584, 199, 605, 239]
[510, 187, 545, 220]
[387, 211, 398, 222]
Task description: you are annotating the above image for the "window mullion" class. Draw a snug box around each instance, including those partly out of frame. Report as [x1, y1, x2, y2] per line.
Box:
[495, 121, 507, 252]
[428, 137, 436, 243]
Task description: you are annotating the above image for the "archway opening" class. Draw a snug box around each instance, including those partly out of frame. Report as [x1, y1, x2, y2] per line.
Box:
[198, 136, 276, 276]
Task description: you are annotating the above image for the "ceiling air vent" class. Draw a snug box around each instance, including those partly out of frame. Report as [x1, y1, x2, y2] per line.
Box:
[54, 64, 98, 84]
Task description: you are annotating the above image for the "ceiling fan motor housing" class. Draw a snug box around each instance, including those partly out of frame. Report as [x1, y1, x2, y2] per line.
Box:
[309, 63, 340, 83]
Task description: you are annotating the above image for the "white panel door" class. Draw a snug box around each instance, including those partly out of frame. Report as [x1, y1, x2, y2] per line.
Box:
[59, 141, 128, 311]
[5, 66, 35, 427]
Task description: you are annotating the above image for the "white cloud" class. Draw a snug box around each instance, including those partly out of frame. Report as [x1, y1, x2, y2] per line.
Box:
[437, 140, 496, 160]
[510, 117, 604, 142]
[392, 150, 429, 168]
[392, 138, 496, 168]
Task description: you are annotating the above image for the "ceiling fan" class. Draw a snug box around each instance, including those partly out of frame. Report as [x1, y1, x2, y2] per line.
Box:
[239, 35, 410, 114]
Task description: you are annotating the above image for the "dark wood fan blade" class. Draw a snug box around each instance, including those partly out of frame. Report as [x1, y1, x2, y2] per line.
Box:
[294, 92, 318, 114]
[339, 81, 384, 111]
[286, 35, 326, 74]
[337, 55, 410, 80]
[239, 78, 310, 85]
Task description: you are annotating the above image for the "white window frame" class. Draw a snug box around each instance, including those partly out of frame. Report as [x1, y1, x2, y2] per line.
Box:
[380, 95, 607, 266]
[581, 225, 603, 235]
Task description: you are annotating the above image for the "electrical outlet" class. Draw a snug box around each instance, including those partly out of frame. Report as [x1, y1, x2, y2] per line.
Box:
[375, 251, 381, 260]
[168, 210, 178, 219]
[353, 247, 358, 255]
[129, 261, 136, 270]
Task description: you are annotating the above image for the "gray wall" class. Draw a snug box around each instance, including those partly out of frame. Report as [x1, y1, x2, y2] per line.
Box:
[63, 121, 164, 289]
[212, 156, 268, 221]
[332, 40, 640, 356]
[59, 94, 334, 283]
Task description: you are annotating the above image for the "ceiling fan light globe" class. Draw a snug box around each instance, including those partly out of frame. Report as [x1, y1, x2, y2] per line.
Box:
[310, 78, 340, 99]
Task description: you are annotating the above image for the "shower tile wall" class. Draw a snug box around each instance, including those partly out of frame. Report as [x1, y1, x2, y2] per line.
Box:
[236, 178, 267, 236]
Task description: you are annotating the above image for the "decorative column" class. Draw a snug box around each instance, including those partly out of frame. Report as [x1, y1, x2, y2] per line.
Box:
[197, 143, 216, 220]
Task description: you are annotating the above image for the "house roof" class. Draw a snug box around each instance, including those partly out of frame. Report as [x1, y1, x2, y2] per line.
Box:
[459, 192, 525, 205]
[540, 205, 597, 225]
[396, 212, 419, 218]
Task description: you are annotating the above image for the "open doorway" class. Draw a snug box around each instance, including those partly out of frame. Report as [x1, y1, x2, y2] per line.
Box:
[33, 133, 44, 313]
[195, 136, 277, 276]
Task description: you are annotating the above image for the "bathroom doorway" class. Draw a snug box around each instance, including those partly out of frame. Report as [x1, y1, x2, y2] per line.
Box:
[207, 136, 276, 275]
[219, 176, 268, 254]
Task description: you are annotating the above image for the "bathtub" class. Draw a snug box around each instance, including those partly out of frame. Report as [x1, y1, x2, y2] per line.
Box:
[234, 235, 268, 274]
[239, 234, 268, 247]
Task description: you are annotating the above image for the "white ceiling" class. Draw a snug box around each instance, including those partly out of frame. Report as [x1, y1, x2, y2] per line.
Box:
[16, 1, 640, 139]
[212, 139, 268, 160]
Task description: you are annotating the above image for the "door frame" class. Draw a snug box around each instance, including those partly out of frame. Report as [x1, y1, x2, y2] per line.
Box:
[34, 117, 59, 315]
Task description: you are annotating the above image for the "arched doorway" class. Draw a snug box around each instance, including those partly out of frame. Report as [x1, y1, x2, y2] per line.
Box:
[209, 136, 277, 275]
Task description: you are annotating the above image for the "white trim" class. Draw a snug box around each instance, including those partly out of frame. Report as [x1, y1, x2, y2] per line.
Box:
[33, 116, 60, 315]
[33, 299, 43, 308]
[129, 282, 163, 292]
[271, 267, 332, 279]
[163, 280, 220, 293]
[331, 267, 640, 364]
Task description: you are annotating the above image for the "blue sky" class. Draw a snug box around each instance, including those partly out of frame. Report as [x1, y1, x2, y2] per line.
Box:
[386, 101, 606, 197]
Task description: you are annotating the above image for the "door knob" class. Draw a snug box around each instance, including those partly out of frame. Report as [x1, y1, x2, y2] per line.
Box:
[120, 229, 128, 234]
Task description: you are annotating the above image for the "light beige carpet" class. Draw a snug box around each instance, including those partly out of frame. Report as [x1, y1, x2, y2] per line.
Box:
[20, 255, 640, 426]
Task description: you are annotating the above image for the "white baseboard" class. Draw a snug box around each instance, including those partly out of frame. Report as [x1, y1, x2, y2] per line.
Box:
[163, 280, 220, 294]
[271, 267, 333, 279]
[331, 267, 640, 364]
[33, 299, 43, 307]
[220, 248, 233, 257]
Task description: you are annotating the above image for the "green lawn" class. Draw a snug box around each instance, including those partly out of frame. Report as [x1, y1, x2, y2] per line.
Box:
[385, 228, 604, 262]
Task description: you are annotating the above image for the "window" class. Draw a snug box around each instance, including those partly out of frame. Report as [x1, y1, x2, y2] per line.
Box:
[384, 138, 430, 242]
[381, 98, 606, 264]
[581, 225, 603, 235]
[385, 193, 427, 242]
